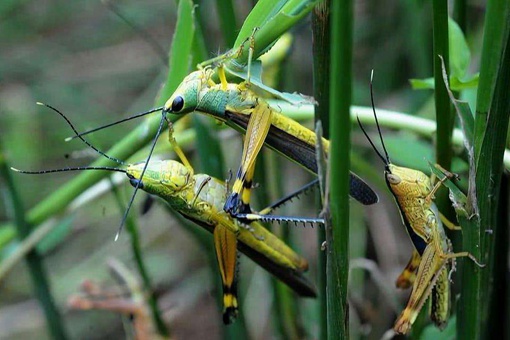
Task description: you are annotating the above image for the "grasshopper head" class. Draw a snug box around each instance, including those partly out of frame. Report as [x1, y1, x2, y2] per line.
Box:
[127, 160, 192, 196]
[356, 71, 435, 199]
[163, 69, 212, 116]
[385, 164, 432, 197]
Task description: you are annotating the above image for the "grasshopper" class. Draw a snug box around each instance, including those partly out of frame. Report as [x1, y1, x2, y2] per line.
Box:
[12, 103, 319, 324]
[357, 74, 484, 334]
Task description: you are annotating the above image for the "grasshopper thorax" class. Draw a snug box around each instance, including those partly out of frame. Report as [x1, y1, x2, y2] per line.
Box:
[163, 69, 212, 115]
[127, 160, 192, 195]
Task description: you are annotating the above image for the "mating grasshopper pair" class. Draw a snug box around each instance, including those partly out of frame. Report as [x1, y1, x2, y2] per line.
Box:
[13, 102, 322, 324]
[69, 61, 379, 213]
[358, 74, 484, 334]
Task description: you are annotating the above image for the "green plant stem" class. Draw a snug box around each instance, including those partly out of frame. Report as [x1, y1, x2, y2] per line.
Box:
[465, 23, 510, 340]
[459, 2, 510, 339]
[110, 183, 169, 337]
[327, 0, 352, 338]
[312, 1, 330, 339]
[0, 142, 68, 340]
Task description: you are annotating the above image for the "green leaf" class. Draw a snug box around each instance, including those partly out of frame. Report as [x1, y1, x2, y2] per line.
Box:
[410, 77, 435, 90]
[450, 73, 479, 90]
[234, 0, 289, 46]
[411, 73, 478, 91]
[228, 0, 317, 67]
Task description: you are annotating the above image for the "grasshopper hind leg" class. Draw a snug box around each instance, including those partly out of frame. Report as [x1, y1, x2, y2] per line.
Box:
[233, 179, 325, 226]
[214, 225, 239, 324]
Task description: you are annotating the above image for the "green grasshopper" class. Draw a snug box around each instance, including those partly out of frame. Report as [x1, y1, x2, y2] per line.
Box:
[12, 103, 319, 324]
[68, 66, 378, 219]
[357, 75, 484, 334]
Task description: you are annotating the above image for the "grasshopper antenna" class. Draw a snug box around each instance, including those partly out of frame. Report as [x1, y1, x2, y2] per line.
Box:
[12, 103, 129, 174]
[37, 102, 125, 165]
[369, 70, 391, 164]
[65, 106, 164, 142]
[11, 166, 126, 175]
[115, 114, 166, 241]
[356, 71, 391, 168]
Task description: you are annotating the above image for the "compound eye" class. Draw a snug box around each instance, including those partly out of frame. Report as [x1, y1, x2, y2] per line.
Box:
[386, 173, 401, 185]
[129, 179, 144, 189]
[171, 96, 184, 112]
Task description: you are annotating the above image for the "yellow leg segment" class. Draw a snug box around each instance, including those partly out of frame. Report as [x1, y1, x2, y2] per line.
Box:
[213, 225, 239, 324]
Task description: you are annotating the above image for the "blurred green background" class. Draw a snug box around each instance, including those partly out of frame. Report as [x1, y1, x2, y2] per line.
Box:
[0, 1, 490, 339]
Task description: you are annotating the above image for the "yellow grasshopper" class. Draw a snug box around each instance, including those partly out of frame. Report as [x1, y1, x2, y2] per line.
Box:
[12, 103, 319, 324]
[357, 76, 484, 334]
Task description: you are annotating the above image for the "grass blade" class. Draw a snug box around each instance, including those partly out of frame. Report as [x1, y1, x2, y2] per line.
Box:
[327, 0, 352, 337]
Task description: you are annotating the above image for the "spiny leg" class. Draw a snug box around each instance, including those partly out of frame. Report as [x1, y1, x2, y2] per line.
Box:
[235, 179, 324, 225]
[259, 179, 320, 216]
